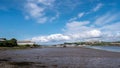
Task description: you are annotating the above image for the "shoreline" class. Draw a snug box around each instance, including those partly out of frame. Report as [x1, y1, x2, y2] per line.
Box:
[82, 45, 120, 52]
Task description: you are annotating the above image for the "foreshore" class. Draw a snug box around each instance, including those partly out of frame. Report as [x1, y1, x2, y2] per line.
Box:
[0, 47, 120, 68]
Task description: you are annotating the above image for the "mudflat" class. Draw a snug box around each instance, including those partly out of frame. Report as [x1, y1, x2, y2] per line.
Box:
[0, 47, 120, 68]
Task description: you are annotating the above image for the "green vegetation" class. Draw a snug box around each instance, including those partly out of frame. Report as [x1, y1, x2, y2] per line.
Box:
[0, 38, 41, 49]
[0, 44, 41, 50]
[0, 38, 17, 47]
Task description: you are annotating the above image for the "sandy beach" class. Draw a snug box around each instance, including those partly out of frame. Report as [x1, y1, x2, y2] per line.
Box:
[0, 47, 120, 68]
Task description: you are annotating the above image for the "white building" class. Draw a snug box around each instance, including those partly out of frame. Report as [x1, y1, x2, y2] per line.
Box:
[0, 38, 6, 42]
[17, 41, 35, 45]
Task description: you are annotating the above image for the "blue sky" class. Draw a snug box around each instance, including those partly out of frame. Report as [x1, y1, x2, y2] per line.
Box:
[0, 0, 120, 44]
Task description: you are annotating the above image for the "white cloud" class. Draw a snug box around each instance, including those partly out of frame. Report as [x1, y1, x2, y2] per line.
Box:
[28, 11, 120, 43]
[68, 12, 85, 22]
[63, 20, 120, 42]
[94, 22, 120, 41]
[30, 29, 102, 43]
[85, 3, 103, 14]
[49, 12, 59, 22]
[31, 34, 70, 42]
[68, 17, 77, 22]
[26, 2, 45, 18]
[88, 29, 101, 37]
[78, 12, 84, 18]
[63, 21, 101, 41]
[37, 0, 55, 6]
[94, 12, 119, 26]
[67, 29, 101, 40]
[100, 22, 120, 31]
[66, 21, 89, 28]
[65, 21, 91, 33]
[24, 0, 57, 23]
[93, 12, 120, 41]
[93, 3, 103, 12]
[37, 17, 47, 23]
[29, 21, 102, 43]
[28, 20, 120, 43]
[25, 2, 46, 23]
[24, 1, 120, 43]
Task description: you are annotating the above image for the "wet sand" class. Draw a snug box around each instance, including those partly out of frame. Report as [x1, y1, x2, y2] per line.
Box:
[0, 47, 120, 68]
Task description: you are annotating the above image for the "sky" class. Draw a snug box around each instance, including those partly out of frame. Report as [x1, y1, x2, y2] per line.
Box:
[0, 0, 120, 44]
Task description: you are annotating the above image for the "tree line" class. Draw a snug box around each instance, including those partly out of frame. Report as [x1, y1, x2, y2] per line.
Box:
[0, 38, 17, 47]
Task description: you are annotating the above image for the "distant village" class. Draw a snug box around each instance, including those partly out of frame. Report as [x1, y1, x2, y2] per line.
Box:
[0, 38, 120, 47]
[52, 41, 120, 47]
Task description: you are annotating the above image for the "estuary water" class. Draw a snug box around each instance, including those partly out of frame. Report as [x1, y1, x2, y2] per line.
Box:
[85, 46, 120, 52]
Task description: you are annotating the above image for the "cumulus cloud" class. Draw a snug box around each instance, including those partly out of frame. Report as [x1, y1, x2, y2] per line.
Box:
[30, 29, 102, 43]
[64, 18, 120, 42]
[64, 21, 101, 39]
[25, 1, 120, 43]
[28, 11, 120, 43]
[29, 20, 102, 43]
[28, 19, 120, 43]
[29, 20, 103, 43]
[25, 2, 44, 18]
[87, 30, 101, 37]
[30, 34, 70, 42]
[25, 1, 46, 23]
[24, 0, 57, 23]
[68, 29, 101, 40]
